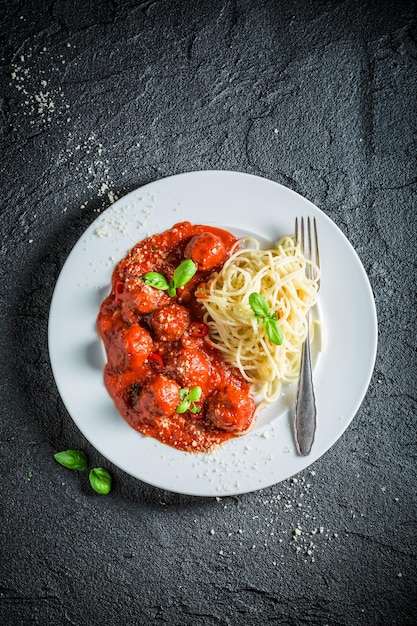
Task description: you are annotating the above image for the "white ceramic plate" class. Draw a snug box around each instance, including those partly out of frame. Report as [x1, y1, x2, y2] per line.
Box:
[48, 171, 377, 496]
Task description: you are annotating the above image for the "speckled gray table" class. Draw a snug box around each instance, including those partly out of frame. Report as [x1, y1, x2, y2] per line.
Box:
[1, 1, 416, 624]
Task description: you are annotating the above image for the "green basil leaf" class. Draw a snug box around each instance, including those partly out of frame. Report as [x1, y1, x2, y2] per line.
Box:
[54, 450, 88, 471]
[176, 400, 190, 414]
[89, 467, 112, 494]
[188, 386, 202, 403]
[142, 272, 169, 290]
[167, 280, 177, 297]
[173, 259, 197, 288]
[179, 388, 189, 400]
[265, 318, 284, 346]
[249, 292, 269, 317]
[190, 404, 202, 414]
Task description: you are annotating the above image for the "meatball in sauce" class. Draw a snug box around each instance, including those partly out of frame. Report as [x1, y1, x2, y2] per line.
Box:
[97, 222, 256, 452]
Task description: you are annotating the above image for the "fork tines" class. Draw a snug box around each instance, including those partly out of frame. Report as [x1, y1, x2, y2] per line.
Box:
[295, 216, 320, 283]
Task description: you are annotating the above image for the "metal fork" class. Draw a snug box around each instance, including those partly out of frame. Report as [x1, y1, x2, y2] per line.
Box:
[293, 216, 321, 456]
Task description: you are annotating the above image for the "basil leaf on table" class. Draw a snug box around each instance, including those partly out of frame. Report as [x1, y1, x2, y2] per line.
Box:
[89, 468, 112, 494]
[54, 450, 88, 471]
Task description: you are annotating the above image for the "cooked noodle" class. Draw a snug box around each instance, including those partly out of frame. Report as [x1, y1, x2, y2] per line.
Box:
[196, 235, 321, 408]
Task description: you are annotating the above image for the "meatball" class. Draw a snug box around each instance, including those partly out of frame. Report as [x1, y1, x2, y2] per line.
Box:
[206, 386, 255, 433]
[119, 277, 171, 320]
[151, 303, 190, 342]
[184, 232, 226, 271]
[107, 323, 153, 371]
[133, 374, 181, 419]
[167, 346, 211, 388]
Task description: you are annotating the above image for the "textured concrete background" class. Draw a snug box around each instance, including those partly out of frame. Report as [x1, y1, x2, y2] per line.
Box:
[1, 0, 416, 624]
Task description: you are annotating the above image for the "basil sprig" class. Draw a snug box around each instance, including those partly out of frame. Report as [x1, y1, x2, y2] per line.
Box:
[142, 259, 197, 296]
[249, 292, 284, 346]
[176, 386, 202, 414]
[89, 467, 112, 495]
[54, 449, 88, 471]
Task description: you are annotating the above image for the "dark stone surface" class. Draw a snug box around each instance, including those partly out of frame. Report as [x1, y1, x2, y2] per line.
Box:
[1, 0, 416, 624]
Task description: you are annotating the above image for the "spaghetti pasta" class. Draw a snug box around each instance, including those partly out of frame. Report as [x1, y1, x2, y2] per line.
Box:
[196, 235, 321, 408]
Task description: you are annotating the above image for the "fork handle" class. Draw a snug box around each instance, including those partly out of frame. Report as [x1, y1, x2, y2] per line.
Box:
[294, 320, 317, 456]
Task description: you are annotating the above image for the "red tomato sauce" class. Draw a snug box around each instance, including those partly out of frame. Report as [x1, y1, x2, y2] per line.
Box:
[97, 221, 256, 453]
